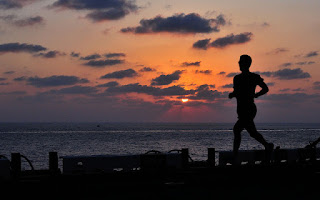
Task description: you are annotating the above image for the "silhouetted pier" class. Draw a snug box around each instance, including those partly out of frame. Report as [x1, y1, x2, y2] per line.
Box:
[1, 147, 320, 199]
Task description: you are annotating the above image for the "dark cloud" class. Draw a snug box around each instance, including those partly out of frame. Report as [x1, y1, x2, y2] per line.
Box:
[195, 70, 212, 75]
[261, 22, 270, 27]
[151, 70, 182, 86]
[182, 61, 201, 67]
[210, 32, 252, 48]
[217, 71, 226, 75]
[50, 0, 138, 22]
[292, 88, 305, 92]
[100, 69, 138, 79]
[80, 53, 101, 60]
[193, 32, 252, 50]
[121, 13, 227, 34]
[296, 61, 316, 66]
[271, 68, 311, 80]
[226, 68, 310, 80]
[0, 91, 26, 95]
[0, 77, 7, 81]
[14, 16, 44, 27]
[0, 42, 46, 54]
[104, 53, 126, 58]
[189, 84, 224, 101]
[226, 72, 238, 77]
[22, 75, 89, 87]
[0, 15, 44, 27]
[221, 83, 233, 88]
[279, 88, 290, 92]
[262, 92, 320, 103]
[279, 62, 292, 67]
[314, 82, 320, 90]
[0, 0, 39, 9]
[305, 51, 318, 58]
[106, 83, 195, 96]
[84, 59, 124, 67]
[267, 48, 289, 55]
[13, 76, 26, 81]
[3, 70, 15, 74]
[70, 52, 80, 58]
[267, 82, 275, 86]
[192, 38, 211, 50]
[34, 50, 66, 58]
[48, 85, 98, 95]
[96, 81, 119, 88]
[139, 67, 156, 72]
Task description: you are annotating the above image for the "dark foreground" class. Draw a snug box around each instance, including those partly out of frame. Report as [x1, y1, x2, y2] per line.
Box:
[1, 163, 319, 200]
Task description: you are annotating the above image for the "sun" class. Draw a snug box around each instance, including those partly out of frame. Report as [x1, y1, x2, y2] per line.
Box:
[181, 98, 189, 103]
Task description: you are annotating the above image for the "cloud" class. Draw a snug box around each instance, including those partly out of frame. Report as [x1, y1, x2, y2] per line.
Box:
[0, 0, 39, 9]
[181, 61, 201, 67]
[193, 32, 252, 50]
[271, 68, 311, 80]
[314, 82, 320, 90]
[100, 69, 138, 79]
[96, 81, 119, 87]
[0, 42, 46, 54]
[104, 53, 126, 58]
[189, 84, 224, 101]
[210, 32, 252, 48]
[261, 22, 270, 27]
[226, 68, 310, 80]
[80, 53, 101, 60]
[84, 59, 124, 67]
[48, 85, 98, 95]
[226, 72, 238, 77]
[279, 62, 292, 67]
[13, 76, 26, 81]
[50, 0, 138, 22]
[221, 83, 233, 88]
[34, 50, 66, 58]
[217, 71, 226, 75]
[267, 82, 275, 86]
[296, 61, 316, 66]
[192, 38, 211, 50]
[151, 70, 183, 86]
[21, 75, 89, 87]
[121, 13, 227, 34]
[267, 48, 289, 55]
[106, 83, 195, 96]
[195, 70, 212, 75]
[70, 52, 80, 58]
[3, 70, 15, 74]
[305, 51, 318, 58]
[262, 92, 320, 103]
[0, 15, 44, 27]
[139, 67, 156, 72]
[13, 16, 44, 27]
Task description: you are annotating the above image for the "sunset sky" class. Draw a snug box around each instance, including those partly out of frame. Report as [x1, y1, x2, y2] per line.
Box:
[0, 0, 319, 122]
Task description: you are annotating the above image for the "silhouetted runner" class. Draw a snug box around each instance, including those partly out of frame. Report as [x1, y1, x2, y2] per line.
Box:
[229, 55, 274, 156]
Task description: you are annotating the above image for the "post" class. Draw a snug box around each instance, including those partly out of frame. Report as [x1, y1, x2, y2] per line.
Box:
[181, 148, 189, 168]
[208, 148, 215, 168]
[11, 153, 21, 176]
[49, 152, 58, 172]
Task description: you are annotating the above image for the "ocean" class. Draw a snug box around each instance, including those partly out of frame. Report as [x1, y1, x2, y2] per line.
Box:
[0, 122, 320, 170]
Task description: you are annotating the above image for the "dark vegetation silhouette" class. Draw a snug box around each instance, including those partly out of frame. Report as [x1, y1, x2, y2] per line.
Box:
[229, 55, 274, 156]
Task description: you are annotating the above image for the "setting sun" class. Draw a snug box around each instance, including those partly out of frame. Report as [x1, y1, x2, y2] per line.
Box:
[182, 98, 189, 103]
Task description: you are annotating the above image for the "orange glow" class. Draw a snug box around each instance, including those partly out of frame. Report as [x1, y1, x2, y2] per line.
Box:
[182, 98, 189, 103]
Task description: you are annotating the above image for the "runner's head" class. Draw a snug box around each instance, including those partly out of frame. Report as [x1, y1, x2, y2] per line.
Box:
[239, 55, 252, 72]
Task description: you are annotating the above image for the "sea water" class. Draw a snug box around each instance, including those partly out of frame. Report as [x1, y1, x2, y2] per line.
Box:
[0, 123, 319, 169]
